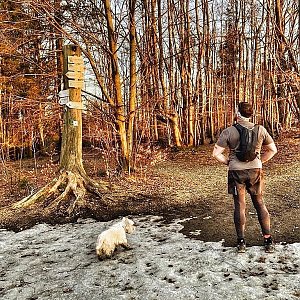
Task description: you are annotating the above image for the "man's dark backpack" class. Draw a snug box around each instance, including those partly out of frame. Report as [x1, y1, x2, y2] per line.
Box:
[233, 123, 259, 162]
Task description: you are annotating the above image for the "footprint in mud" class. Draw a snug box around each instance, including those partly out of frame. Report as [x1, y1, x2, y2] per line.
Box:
[275, 255, 299, 274]
[263, 279, 279, 292]
[154, 237, 169, 243]
[117, 256, 135, 264]
[150, 234, 170, 243]
[121, 281, 134, 291]
[144, 261, 160, 275]
[162, 275, 177, 284]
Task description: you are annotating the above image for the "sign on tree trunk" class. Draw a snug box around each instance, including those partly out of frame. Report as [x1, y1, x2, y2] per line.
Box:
[12, 45, 108, 218]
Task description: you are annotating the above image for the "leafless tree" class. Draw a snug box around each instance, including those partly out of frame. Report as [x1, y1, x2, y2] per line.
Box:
[1, 0, 299, 167]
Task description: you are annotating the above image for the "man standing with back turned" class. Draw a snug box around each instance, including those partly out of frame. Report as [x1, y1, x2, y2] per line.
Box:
[212, 102, 277, 253]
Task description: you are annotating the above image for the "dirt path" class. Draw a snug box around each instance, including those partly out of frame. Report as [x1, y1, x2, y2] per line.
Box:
[119, 130, 300, 247]
[153, 152, 300, 247]
[0, 130, 299, 300]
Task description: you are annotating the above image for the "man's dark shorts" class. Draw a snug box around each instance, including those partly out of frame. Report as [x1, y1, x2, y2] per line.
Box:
[228, 168, 264, 196]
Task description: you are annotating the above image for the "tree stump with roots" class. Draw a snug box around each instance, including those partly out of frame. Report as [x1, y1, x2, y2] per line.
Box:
[12, 169, 109, 217]
[2, 45, 110, 226]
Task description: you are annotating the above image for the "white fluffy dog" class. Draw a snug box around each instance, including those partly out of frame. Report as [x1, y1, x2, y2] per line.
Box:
[96, 217, 135, 260]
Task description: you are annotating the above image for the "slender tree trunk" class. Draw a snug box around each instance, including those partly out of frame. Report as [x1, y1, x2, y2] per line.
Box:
[54, 0, 63, 92]
[158, 0, 182, 147]
[128, 0, 137, 171]
[274, 0, 287, 125]
[103, 0, 129, 170]
[185, 0, 194, 146]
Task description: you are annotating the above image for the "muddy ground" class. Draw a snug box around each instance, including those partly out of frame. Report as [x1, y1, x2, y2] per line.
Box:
[0, 129, 299, 247]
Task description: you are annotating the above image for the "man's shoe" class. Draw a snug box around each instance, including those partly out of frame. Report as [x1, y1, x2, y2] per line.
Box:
[237, 238, 246, 253]
[264, 236, 275, 253]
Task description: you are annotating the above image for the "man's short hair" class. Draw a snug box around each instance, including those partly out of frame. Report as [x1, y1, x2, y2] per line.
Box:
[238, 102, 253, 118]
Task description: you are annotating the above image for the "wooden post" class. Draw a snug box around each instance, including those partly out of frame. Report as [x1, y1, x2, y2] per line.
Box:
[12, 45, 109, 215]
[60, 45, 84, 171]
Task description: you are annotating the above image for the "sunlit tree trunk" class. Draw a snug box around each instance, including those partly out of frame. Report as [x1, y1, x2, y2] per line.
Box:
[158, 0, 182, 147]
[128, 0, 137, 171]
[274, 0, 287, 126]
[59, 46, 84, 172]
[13, 45, 107, 214]
[103, 0, 129, 169]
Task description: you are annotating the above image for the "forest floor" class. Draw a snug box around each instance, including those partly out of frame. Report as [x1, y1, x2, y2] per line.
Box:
[0, 128, 300, 300]
[0, 128, 299, 247]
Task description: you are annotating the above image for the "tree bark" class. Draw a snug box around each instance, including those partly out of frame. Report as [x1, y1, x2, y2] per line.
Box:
[103, 0, 129, 170]
[274, 0, 287, 125]
[13, 45, 108, 216]
[128, 0, 137, 171]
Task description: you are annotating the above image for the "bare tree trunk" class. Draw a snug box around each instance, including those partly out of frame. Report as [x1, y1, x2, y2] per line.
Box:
[13, 45, 107, 215]
[103, 0, 129, 170]
[274, 0, 287, 126]
[158, 0, 182, 147]
[203, 0, 214, 143]
[128, 0, 137, 171]
[195, 0, 205, 144]
[59, 46, 84, 172]
[54, 0, 63, 92]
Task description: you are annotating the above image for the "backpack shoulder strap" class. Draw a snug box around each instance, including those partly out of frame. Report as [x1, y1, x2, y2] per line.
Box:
[233, 123, 243, 133]
[252, 124, 260, 133]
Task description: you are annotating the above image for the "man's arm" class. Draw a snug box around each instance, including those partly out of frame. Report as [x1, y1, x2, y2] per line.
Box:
[212, 144, 229, 165]
[261, 142, 277, 163]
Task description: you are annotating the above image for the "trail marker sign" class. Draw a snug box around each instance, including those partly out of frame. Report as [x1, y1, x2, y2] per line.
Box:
[67, 55, 84, 89]
[58, 89, 69, 98]
[66, 71, 84, 80]
[68, 64, 84, 72]
[68, 79, 84, 89]
[66, 101, 84, 110]
[68, 56, 84, 64]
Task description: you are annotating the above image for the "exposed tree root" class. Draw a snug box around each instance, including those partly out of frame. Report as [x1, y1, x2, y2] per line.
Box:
[12, 170, 109, 216]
